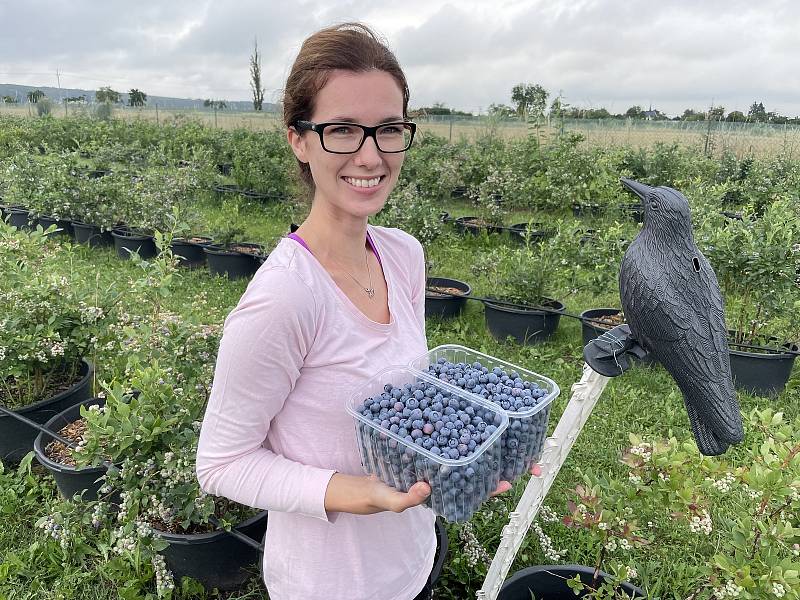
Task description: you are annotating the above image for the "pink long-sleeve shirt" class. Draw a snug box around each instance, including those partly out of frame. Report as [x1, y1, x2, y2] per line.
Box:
[196, 225, 436, 600]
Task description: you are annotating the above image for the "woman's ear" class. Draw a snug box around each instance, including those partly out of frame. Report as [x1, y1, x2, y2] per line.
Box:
[287, 127, 309, 163]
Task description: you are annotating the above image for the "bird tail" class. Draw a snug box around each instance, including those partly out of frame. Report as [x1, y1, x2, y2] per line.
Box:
[681, 383, 744, 457]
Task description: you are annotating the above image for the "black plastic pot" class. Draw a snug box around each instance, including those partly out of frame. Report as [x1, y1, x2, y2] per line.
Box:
[171, 237, 213, 269]
[33, 397, 108, 500]
[425, 277, 471, 320]
[37, 215, 74, 238]
[729, 341, 798, 397]
[484, 298, 565, 345]
[8, 208, 36, 230]
[72, 222, 114, 247]
[204, 243, 264, 280]
[450, 186, 468, 199]
[111, 228, 158, 260]
[1, 203, 25, 222]
[571, 203, 604, 217]
[158, 511, 268, 592]
[580, 308, 657, 366]
[431, 517, 448, 585]
[621, 203, 645, 224]
[498, 565, 645, 599]
[508, 222, 554, 244]
[0, 359, 94, 464]
[87, 169, 111, 179]
[454, 216, 502, 236]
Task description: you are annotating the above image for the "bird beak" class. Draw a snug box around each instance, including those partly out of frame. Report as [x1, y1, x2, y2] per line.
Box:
[620, 178, 652, 202]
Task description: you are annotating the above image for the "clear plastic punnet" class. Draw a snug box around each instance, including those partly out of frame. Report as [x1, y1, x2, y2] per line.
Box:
[346, 366, 509, 522]
[409, 344, 561, 483]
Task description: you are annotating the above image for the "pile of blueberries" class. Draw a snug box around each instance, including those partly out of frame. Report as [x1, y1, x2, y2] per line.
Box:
[354, 379, 506, 522]
[424, 357, 552, 482]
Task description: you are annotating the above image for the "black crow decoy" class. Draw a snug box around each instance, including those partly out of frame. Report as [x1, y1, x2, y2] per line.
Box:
[584, 178, 744, 455]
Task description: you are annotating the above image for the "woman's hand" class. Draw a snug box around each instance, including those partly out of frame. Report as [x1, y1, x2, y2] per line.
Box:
[489, 463, 543, 497]
[325, 473, 431, 515]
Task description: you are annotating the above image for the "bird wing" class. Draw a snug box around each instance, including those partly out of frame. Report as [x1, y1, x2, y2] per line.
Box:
[620, 243, 743, 447]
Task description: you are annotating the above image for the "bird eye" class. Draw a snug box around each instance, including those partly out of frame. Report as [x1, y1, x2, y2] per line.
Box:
[650, 199, 659, 210]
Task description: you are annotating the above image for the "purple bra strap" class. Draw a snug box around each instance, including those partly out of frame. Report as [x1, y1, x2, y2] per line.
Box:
[287, 231, 383, 268]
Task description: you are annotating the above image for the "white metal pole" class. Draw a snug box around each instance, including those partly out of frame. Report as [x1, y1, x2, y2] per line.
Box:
[478, 364, 610, 600]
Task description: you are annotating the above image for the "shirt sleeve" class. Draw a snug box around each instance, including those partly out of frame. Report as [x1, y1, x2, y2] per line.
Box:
[408, 235, 427, 335]
[196, 267, 337, 522]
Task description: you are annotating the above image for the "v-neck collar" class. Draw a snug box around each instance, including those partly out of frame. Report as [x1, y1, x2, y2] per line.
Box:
[285, 225, 394, 331]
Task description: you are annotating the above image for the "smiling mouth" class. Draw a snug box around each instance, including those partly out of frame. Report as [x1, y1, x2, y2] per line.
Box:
[342, 175, 385, 189]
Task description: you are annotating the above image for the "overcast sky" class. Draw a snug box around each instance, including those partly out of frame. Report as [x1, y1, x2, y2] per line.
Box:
[1, 0, 798, 117]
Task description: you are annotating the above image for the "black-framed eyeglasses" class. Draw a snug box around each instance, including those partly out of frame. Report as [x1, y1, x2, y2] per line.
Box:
[292, 120, 416, 154]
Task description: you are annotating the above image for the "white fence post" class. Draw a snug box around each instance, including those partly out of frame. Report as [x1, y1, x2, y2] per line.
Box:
[477, 364, 610, 600]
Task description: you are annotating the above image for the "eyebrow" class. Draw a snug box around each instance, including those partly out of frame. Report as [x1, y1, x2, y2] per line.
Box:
[325, 115, 405, 124]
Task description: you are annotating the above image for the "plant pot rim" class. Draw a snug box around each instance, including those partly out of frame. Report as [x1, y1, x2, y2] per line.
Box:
[204, 242, 265, 257]
[727, 330, 799, 358]
[484, 297, 565, 315]
[502, 563, 645, 596]
[154, 510, 268, 544]
[0, 359, 93, 418]
[33, 396, 109, 475]
[426, 276, 472, 297]
[111, 228, 154, 240]
[173, 236, 214, 246]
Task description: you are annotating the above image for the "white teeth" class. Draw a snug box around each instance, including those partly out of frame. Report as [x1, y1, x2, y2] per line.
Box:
[345, 176, 381, 188]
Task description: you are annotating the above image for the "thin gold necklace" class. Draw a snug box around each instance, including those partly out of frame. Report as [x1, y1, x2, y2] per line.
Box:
[332, 246, 375, 299]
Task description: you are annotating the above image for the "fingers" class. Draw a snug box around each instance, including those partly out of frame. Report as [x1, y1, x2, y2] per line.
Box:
[489, 480, 512, 497]
[530, 463, 542, 477]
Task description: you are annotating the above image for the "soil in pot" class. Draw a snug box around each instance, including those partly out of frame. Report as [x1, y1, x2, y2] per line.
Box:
[425, 277, 471, 320]
[729, 336, 798, 397]
[499, 564, 645, 599]
[204, 243, 264, 280]
[171, 237, 213, 268]
[509, 222, 554, 244]
[149, 501, 268, 592]
[580, 308, 657, 366]
[111, 228, 158, 260]
[484, 297, 565, 345]
[0, 359, 94, 464]
[454, 216, 502, 235]
[34, 397, 111, 501]
[72, 222, 114, 247]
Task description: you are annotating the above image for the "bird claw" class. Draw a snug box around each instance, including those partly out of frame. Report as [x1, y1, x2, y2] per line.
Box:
[583, 324, 651, 377]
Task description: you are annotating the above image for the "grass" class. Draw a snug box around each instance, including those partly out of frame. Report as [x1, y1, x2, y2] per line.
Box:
[0, 193, 798, 599]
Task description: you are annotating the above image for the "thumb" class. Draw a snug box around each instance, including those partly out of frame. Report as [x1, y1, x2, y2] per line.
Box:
[408, 481, 431, 501]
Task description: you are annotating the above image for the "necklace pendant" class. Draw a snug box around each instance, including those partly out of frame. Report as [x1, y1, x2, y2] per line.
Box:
[365, 287, 375, 298]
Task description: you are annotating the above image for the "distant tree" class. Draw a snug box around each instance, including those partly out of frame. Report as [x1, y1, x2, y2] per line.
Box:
[128, 89, 147, 107]
[488, 103, 516, 119]
[204, 99, 228, 110]
[65, 95, 87, 104]
[27, 89, 45, 103]
[708, 105, 725, 120]
[625, 105, 644, 119]
[726, 111, 747, 122]
[682, 108, 705, 121]
[548, 93, 569, 119]
[511, 83, 549, 121]
[250, 37, 265, 111]
[1, 95, 18, 104]
[96, 86, 122, 104]
[748, 101, 767, 122]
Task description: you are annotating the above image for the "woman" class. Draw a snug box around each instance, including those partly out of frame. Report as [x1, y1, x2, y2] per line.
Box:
[196, 22, 519, 600]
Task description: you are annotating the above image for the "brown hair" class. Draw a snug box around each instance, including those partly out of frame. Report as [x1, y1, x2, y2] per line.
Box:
[283, 22, 410, 190]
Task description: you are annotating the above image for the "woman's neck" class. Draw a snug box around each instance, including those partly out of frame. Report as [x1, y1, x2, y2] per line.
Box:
[295, 201, 370, 268]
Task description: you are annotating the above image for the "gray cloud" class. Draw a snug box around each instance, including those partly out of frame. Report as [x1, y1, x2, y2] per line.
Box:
[0, 0, 798, 116]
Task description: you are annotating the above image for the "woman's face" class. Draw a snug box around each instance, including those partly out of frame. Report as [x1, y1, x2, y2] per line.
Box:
[288, 69, 406, 220]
